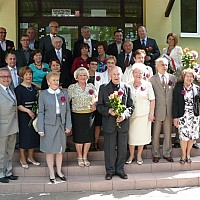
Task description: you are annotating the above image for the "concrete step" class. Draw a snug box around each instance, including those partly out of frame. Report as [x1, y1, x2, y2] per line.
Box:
[13, 156, 200, 177]
[1, 169, 200, 194]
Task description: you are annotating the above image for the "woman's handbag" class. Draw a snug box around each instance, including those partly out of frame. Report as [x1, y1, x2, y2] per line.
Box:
[32, 116, 38, 132]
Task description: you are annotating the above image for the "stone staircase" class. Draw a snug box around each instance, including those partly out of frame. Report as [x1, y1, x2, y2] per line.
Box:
[1, 141, 200, 194]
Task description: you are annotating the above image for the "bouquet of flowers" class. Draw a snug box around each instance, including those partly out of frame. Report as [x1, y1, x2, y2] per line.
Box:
[146, 46, 153, 56]
[182, 47, 196, 69]
[108, 89, 126, 128]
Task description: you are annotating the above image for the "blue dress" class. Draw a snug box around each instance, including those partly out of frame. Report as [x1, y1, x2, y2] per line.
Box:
[15, 84, 40, 149]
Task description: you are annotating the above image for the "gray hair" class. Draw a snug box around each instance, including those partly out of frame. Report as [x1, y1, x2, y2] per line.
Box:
[131, 63, 145, 73]
[155, 57, 168, 66]
[74, 67, 89, 80]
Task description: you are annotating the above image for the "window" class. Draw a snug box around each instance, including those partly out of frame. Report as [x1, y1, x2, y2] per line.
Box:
[181, 0, 200, 37]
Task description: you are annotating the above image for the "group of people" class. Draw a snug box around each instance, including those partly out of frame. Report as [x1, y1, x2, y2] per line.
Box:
[0, 22, 200, 184]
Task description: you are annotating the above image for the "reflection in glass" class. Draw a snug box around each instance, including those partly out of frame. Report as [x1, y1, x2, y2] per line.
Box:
[19, 0, 38, 17]
[83, 0, 120, 17]
[124, 0, 142, 18]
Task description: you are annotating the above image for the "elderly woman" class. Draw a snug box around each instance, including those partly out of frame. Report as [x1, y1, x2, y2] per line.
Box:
[71, 43, 90, 76]
[41, 59, 61, 90]
[29, 50, 50, 88]
[173, 68, 200, 164]
[126, 64, 155, 165]
[38, 72, 72, 183]
[162, 33, 183, 75]
[15, 66, 40, 168]
[68, 67, 97, 167]
[96, 42, 108, 72]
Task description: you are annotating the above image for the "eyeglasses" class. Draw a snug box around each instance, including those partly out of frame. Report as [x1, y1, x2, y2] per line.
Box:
[50, 26, 59, 28]
[21, 39, 30, 42]
[0, 32, 7, 34]
[0, 76, 12, 79]
[54, 41, 62, 44]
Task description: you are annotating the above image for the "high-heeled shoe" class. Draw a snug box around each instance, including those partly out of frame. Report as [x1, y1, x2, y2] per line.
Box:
[20, 160, 29, 169]
[55, 172, 67, 181]
[27, 158, 41, 166]
[125, 157, 135, 164]
[49, 177, 56, 183]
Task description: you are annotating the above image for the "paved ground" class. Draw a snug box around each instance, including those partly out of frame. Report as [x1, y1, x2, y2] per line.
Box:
[1, 187, 200, 200]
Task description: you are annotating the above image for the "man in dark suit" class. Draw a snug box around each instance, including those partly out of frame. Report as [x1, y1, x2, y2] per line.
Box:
[73, 26, 98, 59]
[133, 26, 160, 74]
[39, 21, 66, 55]
[0, 27, 15, 67]
[97, 66, 134, 180]
[0, 68, 18, 183]
[106, 29, 124, 58]
[117, 40, 134, 73]
[14, 35, 33, 69]
[44, 36, 73, 88]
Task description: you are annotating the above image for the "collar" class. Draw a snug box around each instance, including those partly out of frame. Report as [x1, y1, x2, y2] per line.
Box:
[50, 33, 57, 40]
[0, 83, 7, 91]
[84, 38, 91, 42]
[126, 52, 132, 57]
[140, 37, 147, 42]
[47, 87, 60, 94]
[7, 65, 17, 70]
[55, 48, 62, 53]
[158, 72, 169, 79]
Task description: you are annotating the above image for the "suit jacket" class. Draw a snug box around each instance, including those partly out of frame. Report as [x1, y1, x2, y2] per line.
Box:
[44, 48, 73, 88]
[73, 38, 98, 59]
[0, 40, 15, 68]
[14, 48, 33, 69]
[0, 86, 18, 137]
[150, 73, 177, 121]
[38, 90, 72, 133]
[106, 42, 123, 58]
[133, 37, 160, 73]
[39, 35, 66, 55]
[116, 52, 134, 73]
[173, 82, 200, 118]
[97, 81, 134, 133]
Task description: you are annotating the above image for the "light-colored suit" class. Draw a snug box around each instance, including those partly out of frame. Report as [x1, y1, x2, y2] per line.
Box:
[150, 73, 177, 157]
[38, 89, 72, 153]
[0, 85, 18, 178]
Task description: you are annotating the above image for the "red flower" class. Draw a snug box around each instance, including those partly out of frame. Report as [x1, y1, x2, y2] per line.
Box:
[141, 86, 146, 91]
[181, 90, 186, 96]
[60, 96, 66, 102]
[89, 89, 94, 95]
[96, 76, 101, 81]
[168, 80, 173, 86]
[42, 68, 48, 72]
[118, 89, 124, 96]
[146, 73, 150, 79]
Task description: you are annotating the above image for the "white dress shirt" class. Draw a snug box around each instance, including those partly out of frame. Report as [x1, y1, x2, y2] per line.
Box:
[47, 88, 61, 114]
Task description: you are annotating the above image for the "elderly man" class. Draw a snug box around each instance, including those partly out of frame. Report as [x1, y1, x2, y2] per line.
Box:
[14, 35, 33, 69]
[117, 40, 134, 73]
[0, 68, 18, 183]
[133, 26, 160, 74]
[97, 66, 134, 180]
[0, 27, 15, 67]
[26, 27, 39, 50]
[73, 26, 98, 58]
[150, 58, 177, 163]
[44, 36, 73, 88]
[39, 21, 66, 55]
[106, 29, 124, 58]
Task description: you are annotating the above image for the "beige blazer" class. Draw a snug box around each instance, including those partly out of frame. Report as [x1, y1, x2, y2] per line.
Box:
[0, 86, 18, 137]
[150, 73, 177, 121]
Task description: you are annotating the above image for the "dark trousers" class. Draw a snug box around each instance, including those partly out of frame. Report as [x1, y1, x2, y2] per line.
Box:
[104, 129, 128, 175]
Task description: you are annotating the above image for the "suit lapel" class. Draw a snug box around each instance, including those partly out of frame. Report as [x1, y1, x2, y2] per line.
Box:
[0, 86, 15, 102]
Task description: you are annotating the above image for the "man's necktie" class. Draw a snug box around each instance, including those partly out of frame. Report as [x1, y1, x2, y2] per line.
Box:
[57, 50, 62, 62]
[124, 54, 129, 69]
[162, 75, 166, 92]
[11, 68, 18, 88]
[6, 88, 15, 102]
[141, 39, 146, 50]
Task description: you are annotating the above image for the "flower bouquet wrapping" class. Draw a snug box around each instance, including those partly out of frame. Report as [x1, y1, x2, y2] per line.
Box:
[182, 47, 196, 69]
[108, 89, 126, 128]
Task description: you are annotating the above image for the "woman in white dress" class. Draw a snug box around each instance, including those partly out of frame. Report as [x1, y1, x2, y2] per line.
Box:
[162, 33, 183, 76]
[126, 65, 155, 165]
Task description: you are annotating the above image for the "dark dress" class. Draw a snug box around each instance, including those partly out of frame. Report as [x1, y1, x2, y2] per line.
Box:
[15, 84, 40, 149]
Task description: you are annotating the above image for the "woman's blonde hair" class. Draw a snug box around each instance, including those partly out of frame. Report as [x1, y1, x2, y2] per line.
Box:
[74, 67, 89, 80]
[181, 68, 195, 80]
[46, 71, 60, 81]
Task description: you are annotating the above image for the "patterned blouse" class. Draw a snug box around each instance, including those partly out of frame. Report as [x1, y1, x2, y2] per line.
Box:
[68, 83, 97, 113]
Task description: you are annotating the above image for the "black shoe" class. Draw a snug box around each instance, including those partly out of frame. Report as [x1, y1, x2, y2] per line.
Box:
[116, 172, 128, 179]
[105, 173, 113, 180]
[56, 172, 67, 181]
[193, 143, 199, 149]
[0, 177, 9, 183]
[5, 175, 18, 180]
[49, 178, 56, 183]
[174, 143, 180, 148]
